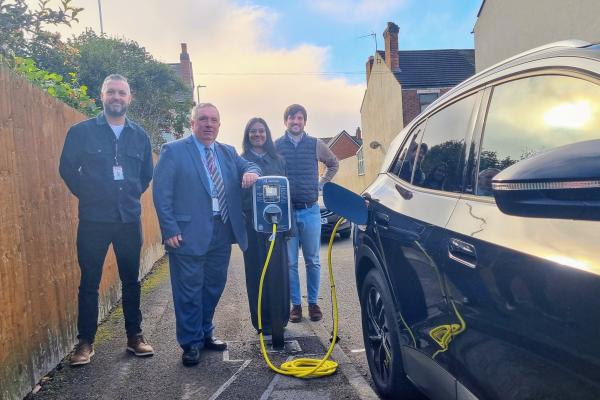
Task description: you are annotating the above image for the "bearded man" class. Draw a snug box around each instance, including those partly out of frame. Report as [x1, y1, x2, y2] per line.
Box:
[59, 74, 155, 365]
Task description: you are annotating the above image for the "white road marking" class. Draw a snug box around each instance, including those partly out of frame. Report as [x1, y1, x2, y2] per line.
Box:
[181, 383, 207, 400]
[351, 348, 365, 353]
[207, 359, 251, 400]
[259, 355, 293, 400]
[222, 348, 244, 362]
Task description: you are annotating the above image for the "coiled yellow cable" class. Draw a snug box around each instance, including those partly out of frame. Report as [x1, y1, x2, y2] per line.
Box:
[413, 241, 467, 359]
[257, 219, 344, 378]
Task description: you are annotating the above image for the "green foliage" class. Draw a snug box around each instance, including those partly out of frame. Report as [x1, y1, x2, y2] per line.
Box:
[71, 31, 193, 150]
[0, 0, 82, 73]
[479, 150, 516, 171]
[14, 56, 100, 116]
[1, 2, 192, 150]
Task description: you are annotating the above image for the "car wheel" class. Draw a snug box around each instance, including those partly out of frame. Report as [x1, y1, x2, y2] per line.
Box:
[360, 269, 420, 399]
[339, 230, 351, 239]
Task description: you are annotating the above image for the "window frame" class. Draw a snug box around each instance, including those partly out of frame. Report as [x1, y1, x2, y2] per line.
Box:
[411, 91, 482, 193]
[388, 90, 483, 193]
[419, 92, 440, 113]
[357, 146, 365, 176]
[387, 120, 427, 184]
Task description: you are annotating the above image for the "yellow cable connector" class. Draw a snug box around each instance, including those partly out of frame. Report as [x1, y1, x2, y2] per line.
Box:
[257, 219, 345, 378]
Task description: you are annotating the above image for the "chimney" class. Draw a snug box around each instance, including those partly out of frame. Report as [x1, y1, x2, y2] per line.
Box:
[366, 56, 374, 84]
[383, 22, 400, 71]
[355, 127, 362, 141]
[178, 43, 194, 89]
[180, 43, 189, 61]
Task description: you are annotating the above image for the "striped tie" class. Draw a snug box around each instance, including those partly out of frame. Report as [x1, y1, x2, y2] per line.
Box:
[205, 147, 228, 222]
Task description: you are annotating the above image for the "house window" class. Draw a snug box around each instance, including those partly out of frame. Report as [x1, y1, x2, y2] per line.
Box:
[357, 147, 365, 176]
[419, 92, 439, 112]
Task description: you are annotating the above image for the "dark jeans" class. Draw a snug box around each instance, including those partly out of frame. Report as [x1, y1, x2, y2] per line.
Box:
[76, 220, 143, 343]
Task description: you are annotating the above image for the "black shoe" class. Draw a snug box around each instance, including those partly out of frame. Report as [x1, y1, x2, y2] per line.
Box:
[182, 344, 201, 366]
[204, 337, 227, 351]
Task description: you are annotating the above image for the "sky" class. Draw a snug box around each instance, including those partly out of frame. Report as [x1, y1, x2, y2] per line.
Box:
[40, 0, 480, 147]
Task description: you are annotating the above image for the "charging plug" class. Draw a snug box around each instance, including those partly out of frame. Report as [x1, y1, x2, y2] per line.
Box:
[263, 205, 282, 224]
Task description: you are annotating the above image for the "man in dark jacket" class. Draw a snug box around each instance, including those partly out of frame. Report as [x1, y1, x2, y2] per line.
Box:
[59, 74, 154, 366]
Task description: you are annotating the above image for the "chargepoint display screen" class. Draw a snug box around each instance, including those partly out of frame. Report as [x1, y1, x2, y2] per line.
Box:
[263, 184, 280, 203]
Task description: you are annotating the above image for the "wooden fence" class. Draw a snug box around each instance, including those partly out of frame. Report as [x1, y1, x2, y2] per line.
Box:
[0, 65, 164, 400]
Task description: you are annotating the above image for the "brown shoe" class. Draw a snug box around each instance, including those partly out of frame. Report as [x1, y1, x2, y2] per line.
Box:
[70, 341, 94, 366]
[308, 303, 322, 322]
[289, 304, 302, 323]
[127, 335, 154, 357]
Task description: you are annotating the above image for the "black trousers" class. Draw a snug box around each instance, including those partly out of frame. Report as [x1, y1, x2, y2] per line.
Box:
[242, 215, 290, 332]
[76, 220, 143, 343]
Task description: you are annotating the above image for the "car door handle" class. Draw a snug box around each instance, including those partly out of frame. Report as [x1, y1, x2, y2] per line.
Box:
[395, 184, 413, 200]
[448, 238, 477, 268]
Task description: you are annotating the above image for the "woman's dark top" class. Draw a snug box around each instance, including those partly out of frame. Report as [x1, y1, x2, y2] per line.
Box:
[241, 150, 286, 211]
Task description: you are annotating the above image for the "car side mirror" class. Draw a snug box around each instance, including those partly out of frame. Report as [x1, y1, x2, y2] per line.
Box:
[323, 182, 368, 225]
[492, 139, 600, 221]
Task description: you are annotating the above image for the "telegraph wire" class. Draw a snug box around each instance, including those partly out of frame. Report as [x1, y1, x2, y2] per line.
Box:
[194, 71, 392, 76]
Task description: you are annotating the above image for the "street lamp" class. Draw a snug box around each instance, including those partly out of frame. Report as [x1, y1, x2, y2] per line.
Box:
[97, 0, 104, 35]
[196, 85, 207, 105]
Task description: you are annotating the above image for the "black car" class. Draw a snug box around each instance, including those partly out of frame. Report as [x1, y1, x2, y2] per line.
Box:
[319, 194, 351, 239]
[336, 41, 600, 399]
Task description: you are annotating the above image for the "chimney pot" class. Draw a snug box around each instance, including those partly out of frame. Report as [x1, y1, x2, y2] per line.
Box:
[180, 43, 190, 61]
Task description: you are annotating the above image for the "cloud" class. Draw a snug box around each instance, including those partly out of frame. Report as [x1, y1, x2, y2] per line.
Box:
[31, 0, 365, 148]
[307, 0, 407, 23]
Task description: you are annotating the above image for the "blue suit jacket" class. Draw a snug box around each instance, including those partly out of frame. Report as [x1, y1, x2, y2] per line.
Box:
[152, 136, 259, 256]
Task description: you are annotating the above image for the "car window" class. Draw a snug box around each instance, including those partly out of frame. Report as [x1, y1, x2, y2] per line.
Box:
[389, 122, 425, 183]
[413, 94, 477, 192]
[476, 74, 600, 197]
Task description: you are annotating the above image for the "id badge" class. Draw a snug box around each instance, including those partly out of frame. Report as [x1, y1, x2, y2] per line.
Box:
[212, 196, 220, 212]
[113, 165, 124, 181]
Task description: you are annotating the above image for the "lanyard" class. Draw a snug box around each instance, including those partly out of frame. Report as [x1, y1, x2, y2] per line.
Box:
[114, 139, 119, 166]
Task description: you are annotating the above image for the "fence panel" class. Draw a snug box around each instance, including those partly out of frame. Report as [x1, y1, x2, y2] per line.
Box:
[0, 65, 164, 400]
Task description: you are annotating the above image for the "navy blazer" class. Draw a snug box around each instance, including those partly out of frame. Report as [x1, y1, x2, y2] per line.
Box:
[152, 136, 260, 256]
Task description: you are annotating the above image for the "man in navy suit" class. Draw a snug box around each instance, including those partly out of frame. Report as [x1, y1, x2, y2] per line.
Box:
[153, 103, 260, 366]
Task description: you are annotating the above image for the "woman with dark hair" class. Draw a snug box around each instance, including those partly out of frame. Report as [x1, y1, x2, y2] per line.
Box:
[423, 162, 448, 190]
[241, 117, 289, 334]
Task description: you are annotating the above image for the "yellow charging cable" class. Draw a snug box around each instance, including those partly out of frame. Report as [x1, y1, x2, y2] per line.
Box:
[429, 300, 466, 358]
[257, 219, 344, 378]
[412, 241, 467, 358]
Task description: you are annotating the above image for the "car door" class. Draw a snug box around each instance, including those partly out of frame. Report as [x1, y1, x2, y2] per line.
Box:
[367, 91, 481, 400]
[442, 72, 600, 400]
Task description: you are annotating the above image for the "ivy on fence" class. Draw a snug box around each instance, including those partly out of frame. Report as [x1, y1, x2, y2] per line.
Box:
[13, 57, 100, 116]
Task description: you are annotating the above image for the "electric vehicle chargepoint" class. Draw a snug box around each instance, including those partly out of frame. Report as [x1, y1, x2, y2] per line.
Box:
[253, 176, 292, 233]
[252, 176, 291, 350]
[252, 177, 342, 378]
